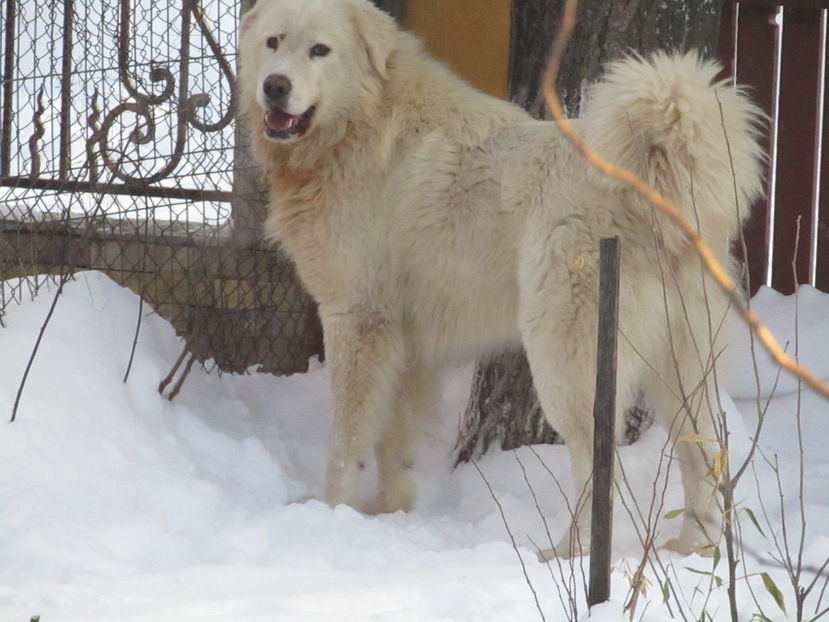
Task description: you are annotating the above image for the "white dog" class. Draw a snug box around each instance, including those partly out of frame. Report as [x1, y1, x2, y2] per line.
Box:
[239, 0, 763, 557]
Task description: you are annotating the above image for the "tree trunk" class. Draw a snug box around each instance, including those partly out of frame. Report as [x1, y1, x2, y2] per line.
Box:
[457, 0, 722, 462]
[509, 0, 723, 119]
[373, 0, 406, 22]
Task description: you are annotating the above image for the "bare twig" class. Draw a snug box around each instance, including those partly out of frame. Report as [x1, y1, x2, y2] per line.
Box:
[472, 459, 547, 622]
[158, 342, 190, 395]
[123, 213, 152, 383]
[123, 294, 145, 383]
[11, 193, 82, 422]
[527, 444, 591, 593]
[792, 217, 808, 621]
[515, 452, 578, 621]
[527, 445, 591, 606]
[10, 270, 70, 423]
[614, 445, 693, 622]
[167, 352, 195, 401]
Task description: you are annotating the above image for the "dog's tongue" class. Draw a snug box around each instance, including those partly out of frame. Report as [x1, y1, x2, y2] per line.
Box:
[265, 107, 299, 133]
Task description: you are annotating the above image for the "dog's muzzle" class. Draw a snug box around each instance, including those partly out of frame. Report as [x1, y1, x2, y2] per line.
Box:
[264, 105, 316, 140]
[262, 73, 316, 140]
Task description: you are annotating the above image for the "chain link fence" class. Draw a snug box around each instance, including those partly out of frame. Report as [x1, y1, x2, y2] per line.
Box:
[0, 0, 323, 380]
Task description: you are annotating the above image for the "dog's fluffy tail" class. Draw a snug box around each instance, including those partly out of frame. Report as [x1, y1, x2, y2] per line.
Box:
[582, 51, 765, 243]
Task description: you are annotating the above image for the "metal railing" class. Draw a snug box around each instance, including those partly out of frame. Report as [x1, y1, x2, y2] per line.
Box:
[720, 0, 829, 294]
[0, 0, 321, 377]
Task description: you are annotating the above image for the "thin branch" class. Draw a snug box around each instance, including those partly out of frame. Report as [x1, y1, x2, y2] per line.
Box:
[123, 210, 153, 383]
[472, 459, 547, 622]
[515, 452, 580, 621]
[158, 342, 190, 395]
[164, 350, 196, 402]
[10, 271, 69, 423]
[123, 294, 145, 383]
[791, 217, 808, 621]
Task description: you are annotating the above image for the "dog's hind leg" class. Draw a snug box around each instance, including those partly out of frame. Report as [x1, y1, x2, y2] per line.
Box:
[519, 218, 602, 558]
[643, 340, 724, 557]
[642, 268, 730, 556]
[370, 367, 438, 514]
[322, 312, 405, 512]
[532, 368, 597, 560]
[519, 217, 643, 559]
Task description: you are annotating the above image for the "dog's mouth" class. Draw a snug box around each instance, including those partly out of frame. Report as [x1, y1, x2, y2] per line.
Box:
[264, 105, 316, 140]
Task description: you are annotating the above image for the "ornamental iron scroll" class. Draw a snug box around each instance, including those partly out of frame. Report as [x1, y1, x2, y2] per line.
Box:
[99, 0, 237, 186]
[0, 0, 323, 377]
[0, 0, 239, 201]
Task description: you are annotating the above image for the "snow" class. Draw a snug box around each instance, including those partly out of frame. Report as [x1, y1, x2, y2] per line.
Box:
[1, 271, 828, 621]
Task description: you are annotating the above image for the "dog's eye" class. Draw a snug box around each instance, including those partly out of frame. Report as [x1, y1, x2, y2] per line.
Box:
[310, 44, 331, 58]
[266, 36, 279, 51]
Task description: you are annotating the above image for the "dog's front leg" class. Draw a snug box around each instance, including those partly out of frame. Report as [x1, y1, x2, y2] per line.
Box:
[322, 313, 403, 511]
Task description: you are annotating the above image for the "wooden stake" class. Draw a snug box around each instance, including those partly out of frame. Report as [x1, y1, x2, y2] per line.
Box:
[588, 236, 620, 607]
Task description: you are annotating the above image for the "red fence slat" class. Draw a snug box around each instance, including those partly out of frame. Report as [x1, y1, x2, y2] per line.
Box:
[734, 4, 778, 293]
[739, 0, 829, 8]
[818, 18, 829, 291]
[773, 7, 822, 294]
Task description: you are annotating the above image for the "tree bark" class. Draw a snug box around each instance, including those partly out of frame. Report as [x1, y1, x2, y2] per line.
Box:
[457, 0, 722, 461]
[373, 0, 406, 22]
[509, 0, 723, 119]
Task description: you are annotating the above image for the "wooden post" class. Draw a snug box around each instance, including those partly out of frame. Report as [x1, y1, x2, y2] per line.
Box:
[588, 236, 620, 607]
[231, 0, 269, 250]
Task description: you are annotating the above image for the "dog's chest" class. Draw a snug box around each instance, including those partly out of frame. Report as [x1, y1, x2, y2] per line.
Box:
[267, 170, 387, 305]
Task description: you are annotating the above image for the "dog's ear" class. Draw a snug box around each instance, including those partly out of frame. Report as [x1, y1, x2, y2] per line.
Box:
[349, 1, 397, 79]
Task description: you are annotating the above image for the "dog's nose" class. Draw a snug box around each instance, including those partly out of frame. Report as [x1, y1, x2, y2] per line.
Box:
[263, 74, 292, 101]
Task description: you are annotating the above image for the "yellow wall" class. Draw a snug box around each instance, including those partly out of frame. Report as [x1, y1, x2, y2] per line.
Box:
[404, 0, 511, 99]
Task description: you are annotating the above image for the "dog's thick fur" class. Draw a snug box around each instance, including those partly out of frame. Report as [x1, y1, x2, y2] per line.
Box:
[239, 0, 763, 557]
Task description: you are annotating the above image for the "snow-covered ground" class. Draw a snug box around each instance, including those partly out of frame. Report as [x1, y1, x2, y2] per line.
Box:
[1, 271, 828, 621]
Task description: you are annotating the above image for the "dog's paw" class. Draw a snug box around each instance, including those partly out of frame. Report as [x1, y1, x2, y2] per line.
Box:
[663, 510, 721, 557]
[538, 537, 590, 561]
[365, 486, 415, 516]
[363, 500, 404, 516]
[662, 536, 718, 558]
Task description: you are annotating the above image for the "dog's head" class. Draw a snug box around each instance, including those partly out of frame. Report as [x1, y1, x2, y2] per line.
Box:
[239, 0, 397, 144]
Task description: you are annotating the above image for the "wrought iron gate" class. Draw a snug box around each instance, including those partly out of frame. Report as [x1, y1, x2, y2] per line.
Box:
[0, 0, 322, 376]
